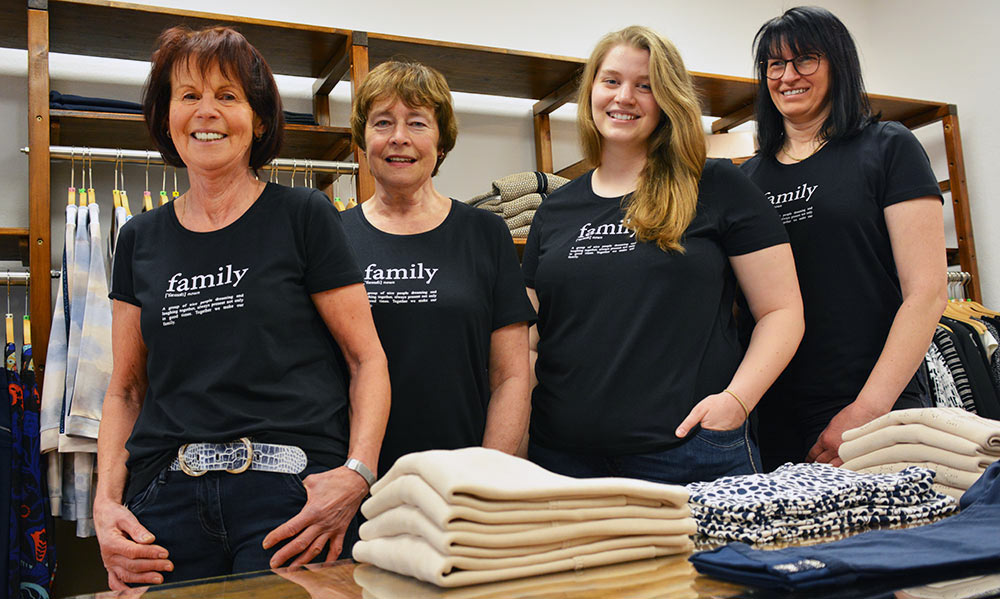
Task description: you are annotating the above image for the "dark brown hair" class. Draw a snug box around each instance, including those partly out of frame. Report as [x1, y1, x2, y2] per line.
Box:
[142, 26, 284, 170]
[350, 60, 458, 177]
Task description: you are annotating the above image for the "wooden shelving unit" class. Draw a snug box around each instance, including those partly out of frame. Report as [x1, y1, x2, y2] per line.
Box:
[0, 228, 30, 265]
[3, 0, 982, 378]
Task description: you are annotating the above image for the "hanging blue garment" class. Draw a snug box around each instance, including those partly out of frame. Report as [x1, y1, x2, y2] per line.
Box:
[1, 348, 11, 599]
[6, 338, 22, 599]
[17, 329, 53, 597]
[690, 462, 1000, 591]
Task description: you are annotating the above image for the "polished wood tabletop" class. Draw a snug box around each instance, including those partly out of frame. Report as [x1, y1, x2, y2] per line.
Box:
[70, 552, 1000, 599]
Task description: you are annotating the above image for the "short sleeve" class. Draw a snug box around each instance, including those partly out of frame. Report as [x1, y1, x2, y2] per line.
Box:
[708, 159, 789, 256]
[302, 190, 364, 293]
[108, 220, 140, 306]
[880, 122, 944, 207]
[487, 214, 537, 330]
[520, 208, 542, 288]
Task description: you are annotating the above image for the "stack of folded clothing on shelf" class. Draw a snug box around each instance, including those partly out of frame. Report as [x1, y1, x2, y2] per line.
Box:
[354, 555, 699, 599]
[283, 110, 318, 125]
[353, 447, 695, 587]
[468, 171, 569, 237]
[49, 91, 318, 125]
[50, 90, 142, 114]
[839, 407, 1000, 499]
[685, 462, 957, 545]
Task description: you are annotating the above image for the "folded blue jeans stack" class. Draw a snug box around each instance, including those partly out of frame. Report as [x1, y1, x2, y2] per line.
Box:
[685, 462, 957, 544]
[689, 461, 1000, 591]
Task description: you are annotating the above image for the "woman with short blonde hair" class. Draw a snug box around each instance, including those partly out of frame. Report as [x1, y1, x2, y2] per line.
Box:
[342, 60, 536, 478]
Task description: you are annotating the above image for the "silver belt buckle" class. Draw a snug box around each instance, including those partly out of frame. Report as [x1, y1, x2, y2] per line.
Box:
[176, 437, 253, 476]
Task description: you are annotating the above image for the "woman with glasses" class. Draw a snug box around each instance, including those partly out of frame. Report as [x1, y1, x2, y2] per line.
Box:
[742, 6, 946, 469]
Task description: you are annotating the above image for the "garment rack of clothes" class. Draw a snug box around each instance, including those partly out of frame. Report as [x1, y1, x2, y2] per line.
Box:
[21, 146, 359, 176]
[924, 270, 1000, 420]
[947, 271, 973, 301]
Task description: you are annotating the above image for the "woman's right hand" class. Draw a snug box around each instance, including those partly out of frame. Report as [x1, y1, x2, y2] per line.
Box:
[94, 495, 173, 590]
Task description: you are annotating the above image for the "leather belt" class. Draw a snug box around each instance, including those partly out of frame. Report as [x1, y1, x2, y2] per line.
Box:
[169, 438, 307, 476]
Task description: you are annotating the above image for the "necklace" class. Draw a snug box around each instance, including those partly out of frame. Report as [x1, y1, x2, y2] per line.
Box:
[781, 139, 827, 162]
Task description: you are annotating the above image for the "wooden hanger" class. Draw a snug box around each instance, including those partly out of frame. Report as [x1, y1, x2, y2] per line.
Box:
[943, 300, 988, 335]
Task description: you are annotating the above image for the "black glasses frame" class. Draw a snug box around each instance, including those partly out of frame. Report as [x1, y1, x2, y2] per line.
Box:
[762, 53, 823, 80]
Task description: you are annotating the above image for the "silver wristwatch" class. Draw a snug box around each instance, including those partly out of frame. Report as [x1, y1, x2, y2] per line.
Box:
[344, 458, 376, 488]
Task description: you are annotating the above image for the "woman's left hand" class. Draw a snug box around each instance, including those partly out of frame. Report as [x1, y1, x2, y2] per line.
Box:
[807, 401, 886, 466]
[675, 392, 747, 438]
[263, 466, 369, 568]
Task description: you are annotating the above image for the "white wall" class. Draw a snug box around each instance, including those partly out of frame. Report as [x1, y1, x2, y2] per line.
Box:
[1, 0, 994, 303]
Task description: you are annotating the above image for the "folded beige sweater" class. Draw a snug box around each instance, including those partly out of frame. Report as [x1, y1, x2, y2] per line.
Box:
[840, 408, 1000, 450]
[839, 423, 1000, 462]
[509, 225, 531, 238]
[491, 172, 568, 202]
[504, 209, 535, 230]
[352, 534, 692, 587]
[370, 448, 689, 508]
[359, 504, 696, 555]
[362, 474, 689, 524]
[840, 445, 994, 474]
[854, 461, 986, 491]
[352, 556, 697, 599]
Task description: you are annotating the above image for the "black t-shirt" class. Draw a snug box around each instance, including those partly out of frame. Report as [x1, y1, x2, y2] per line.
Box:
[522, 159, 788, 454]
[341, 200, 536, 475]
[110, 183, 363, 500]
[741, 121, 943, 406]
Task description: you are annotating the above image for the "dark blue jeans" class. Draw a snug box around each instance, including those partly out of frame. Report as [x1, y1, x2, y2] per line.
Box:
[127, 464, 358, 584]
[529, 422, 761, 485]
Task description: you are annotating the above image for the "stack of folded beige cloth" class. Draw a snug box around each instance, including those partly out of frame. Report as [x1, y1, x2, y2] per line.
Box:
[468, 172, 569, 237]
[839, 407, 1000, 499]
[353, 447, 695, 587]
[353, 555, 698, 599]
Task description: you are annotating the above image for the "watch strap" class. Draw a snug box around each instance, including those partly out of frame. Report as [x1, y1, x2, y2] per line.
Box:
[345, 458, 376, 488]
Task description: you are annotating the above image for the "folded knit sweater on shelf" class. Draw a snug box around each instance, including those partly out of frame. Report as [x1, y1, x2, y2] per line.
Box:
[468, 172, 569, 234]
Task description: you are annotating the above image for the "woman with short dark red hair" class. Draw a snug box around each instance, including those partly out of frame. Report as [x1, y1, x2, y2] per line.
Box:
[94, 25, 390, 589]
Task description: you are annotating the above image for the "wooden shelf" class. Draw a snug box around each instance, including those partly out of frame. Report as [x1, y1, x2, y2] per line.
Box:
[366, 33, 585, 100]
[0, 228, 30, 265]
[0, 2, 27, 50]
[43, 0, 350, 79]
[48, 110, 352, 160]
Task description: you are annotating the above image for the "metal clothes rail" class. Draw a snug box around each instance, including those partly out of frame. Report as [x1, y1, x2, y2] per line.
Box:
[21, 146, 358, 175]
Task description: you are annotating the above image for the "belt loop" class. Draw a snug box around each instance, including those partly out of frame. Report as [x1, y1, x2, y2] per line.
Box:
[157, 468, 168, 484]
